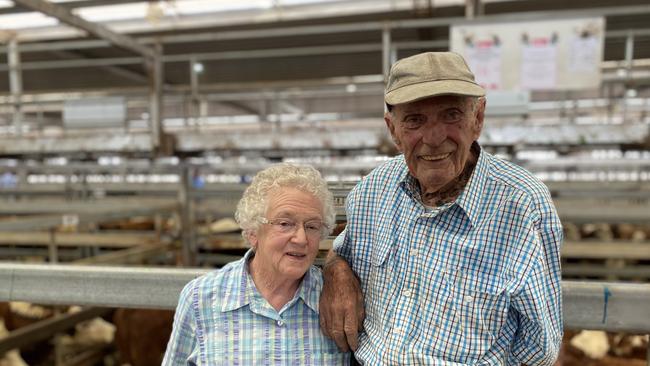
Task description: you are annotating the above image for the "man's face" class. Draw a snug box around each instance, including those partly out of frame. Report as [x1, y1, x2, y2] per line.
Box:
[385, 95, 485, 193]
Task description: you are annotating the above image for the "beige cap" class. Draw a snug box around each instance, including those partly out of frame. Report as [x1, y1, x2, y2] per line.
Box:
[385, 52, 485, 105]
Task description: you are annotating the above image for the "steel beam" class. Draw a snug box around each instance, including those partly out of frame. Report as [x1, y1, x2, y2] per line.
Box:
[563, 281, 650, 332]
[562, 241, 650, 260]
[0, 247, 81, 261]
[1, 4, 649, 53]
[381, 26, 391, 81]
[0, 43, 382, 71]
[0, 264, 208, 309]
[147, 43, 164, 153]
[0, 131, 152, 154]
[0, 198, 174, 215]
[1, 264, 649, 332]
[555, 200, 650, 225]
[71, 243, 170, 265]
[178, 165, 196, 266]
[0, 56, 142, 71]
[12, 0, 155, 59]
[563, 264, 650, 279]
[51, 49, 148, 84]
[0, 201, 176, 231]
[0, 232, 160, 247]
[7, 37, 23, 134]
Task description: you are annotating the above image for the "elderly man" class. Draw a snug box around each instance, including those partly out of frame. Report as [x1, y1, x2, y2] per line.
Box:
[320, 52, 563, 365]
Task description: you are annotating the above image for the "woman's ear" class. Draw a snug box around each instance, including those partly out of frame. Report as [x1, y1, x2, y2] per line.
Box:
[246, 230, 258, 250]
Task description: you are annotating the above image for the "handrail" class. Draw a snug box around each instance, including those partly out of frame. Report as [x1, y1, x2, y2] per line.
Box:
[1, 263, 649, 333]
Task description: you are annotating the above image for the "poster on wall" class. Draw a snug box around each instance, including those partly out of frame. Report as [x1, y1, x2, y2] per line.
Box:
[450, 17, 605, 91]
[569, 32, 600, 73]
[520, 34, 557, 90]
[465, 37, 502, 90]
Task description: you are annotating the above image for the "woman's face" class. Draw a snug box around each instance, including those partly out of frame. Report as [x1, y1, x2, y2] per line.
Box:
[249, 187, 323, 284]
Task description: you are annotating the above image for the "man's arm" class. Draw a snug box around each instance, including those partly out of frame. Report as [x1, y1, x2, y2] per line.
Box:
[510, 216, 564, 365]
[319, 250, 365, 352]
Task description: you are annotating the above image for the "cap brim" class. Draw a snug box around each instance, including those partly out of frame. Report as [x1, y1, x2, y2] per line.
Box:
[385, 79, 485, 105]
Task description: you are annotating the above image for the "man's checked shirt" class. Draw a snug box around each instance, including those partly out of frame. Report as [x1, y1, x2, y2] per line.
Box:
[334, 145, 563, 365]
[163, 249, 349, 365]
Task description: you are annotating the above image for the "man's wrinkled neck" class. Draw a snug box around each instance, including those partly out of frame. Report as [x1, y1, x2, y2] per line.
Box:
[420, 142, 480, 207]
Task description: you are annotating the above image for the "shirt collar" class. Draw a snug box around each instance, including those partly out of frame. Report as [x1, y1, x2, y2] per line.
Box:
[220, 248, 321, 315]
[455, 143, 489, 228]
[397, 156, 423, 204]
[221, 248, 256, 312]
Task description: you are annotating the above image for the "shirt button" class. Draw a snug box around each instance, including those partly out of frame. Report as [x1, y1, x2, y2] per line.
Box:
[277, 320, 284, 326]
[464, 295, 474, 303]
[409, 249, 418, 256]
[403, 290, 412, 298]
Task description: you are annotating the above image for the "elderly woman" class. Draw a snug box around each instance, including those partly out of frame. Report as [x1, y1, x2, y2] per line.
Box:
[163, 163, 349, 365]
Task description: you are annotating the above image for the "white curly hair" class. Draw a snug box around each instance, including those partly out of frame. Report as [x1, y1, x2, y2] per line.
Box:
[235, 163, 335, 243]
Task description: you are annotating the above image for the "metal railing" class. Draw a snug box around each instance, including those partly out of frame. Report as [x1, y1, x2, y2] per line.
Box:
[0, 263, 648, 331]
[1, 263, 649, 363]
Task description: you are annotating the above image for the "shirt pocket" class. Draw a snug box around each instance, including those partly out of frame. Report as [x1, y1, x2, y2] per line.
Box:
[447, 270, 510, 360]
[355, 229, 395, 333]
[353, 225, 393, 267]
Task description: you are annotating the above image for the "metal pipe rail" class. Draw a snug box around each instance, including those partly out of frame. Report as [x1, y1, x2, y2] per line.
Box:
[1, 263, 649, 334]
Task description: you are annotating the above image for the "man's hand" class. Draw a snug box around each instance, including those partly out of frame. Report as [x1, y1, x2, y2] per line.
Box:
[319, 253, 365, 352]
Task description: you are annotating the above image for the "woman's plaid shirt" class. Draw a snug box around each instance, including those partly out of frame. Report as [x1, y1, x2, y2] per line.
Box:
[163, 249, 349, 365]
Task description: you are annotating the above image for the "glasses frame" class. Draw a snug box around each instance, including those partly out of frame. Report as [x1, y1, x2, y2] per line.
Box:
[258, 216, 328, 238]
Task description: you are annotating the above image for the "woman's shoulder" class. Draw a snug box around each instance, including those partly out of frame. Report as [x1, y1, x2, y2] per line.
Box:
[183, 258, 246, 299]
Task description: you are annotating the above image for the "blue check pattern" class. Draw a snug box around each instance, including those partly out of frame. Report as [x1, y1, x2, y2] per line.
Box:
[334, 146, 563, 365]
[163, 249, 349, 365]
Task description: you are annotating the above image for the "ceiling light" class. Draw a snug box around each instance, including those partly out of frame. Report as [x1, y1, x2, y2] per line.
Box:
[193, 62, 205, 74]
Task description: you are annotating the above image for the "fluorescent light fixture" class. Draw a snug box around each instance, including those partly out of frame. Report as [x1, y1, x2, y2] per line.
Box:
[0, 0, 471, 31]
[193, 62, 205, 74]
[74, 3, 148, 23]
[158, 0, 274, 16]
[0, 12, 59, 30]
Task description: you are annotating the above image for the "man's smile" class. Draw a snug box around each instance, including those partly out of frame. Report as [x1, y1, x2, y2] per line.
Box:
[419, 152, 452, 161]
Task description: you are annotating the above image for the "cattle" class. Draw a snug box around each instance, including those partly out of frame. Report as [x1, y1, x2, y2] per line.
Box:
[0, 302, 56, 365]
[113, 308, 175, 366]
[554, 330, 649, 366]
[0, 302, 28, 366]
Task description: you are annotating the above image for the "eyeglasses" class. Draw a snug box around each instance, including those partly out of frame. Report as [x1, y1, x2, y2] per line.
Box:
[259, 217, 327, 238]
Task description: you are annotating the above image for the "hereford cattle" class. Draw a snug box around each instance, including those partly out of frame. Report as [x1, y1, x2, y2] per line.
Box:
[555, 330, 649, 366]
[113, 308, 175, 366]
[0, 302, 55, 366]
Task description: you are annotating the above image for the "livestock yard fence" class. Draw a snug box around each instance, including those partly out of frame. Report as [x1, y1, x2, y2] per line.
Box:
[1, 263, 649, 364]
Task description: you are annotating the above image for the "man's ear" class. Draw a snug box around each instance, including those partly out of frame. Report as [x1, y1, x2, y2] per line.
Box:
[472, 98, 486, 140]
[384, 111, 402, 150]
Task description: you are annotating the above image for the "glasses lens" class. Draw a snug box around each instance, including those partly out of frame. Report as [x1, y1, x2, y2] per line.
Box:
[266, 218, 323, 237]
[272, 218, 296, 233]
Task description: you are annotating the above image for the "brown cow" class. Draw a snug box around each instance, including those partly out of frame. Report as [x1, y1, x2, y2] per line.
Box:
[113, 308, 175, 366]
